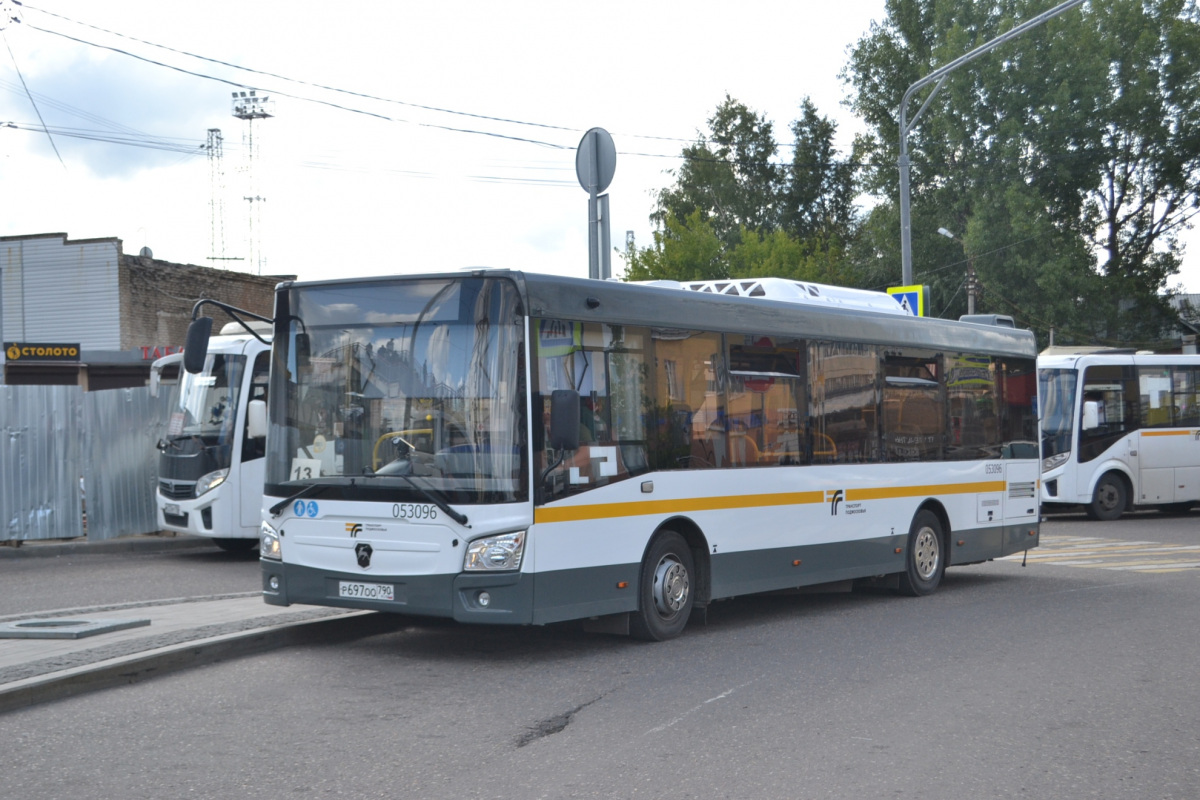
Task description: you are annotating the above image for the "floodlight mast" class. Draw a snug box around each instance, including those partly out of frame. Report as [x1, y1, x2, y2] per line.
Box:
[898, 0, 1087, 286]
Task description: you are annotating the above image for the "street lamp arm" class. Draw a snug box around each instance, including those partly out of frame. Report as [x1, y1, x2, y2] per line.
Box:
[897, 0, 1087, 286]
[901, 75, 947, 143]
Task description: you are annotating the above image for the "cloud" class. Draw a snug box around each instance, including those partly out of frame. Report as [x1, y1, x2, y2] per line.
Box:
[2, 51, 228, 177]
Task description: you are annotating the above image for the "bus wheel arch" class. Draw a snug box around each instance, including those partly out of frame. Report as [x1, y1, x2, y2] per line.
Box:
[1086, 471, 1129, 521]
[897, 502, 948, 597]
[629, 519, 708, 642]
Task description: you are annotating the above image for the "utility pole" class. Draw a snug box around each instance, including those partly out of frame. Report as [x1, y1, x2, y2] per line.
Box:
[938, 227, 977, 314]
[205, 128, 227, 266]
[898, 0, 1086, 285]
[232, 90, 274, 275]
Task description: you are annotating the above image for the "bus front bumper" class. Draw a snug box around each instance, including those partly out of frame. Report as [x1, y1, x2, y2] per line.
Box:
[261, 560, 534, 624]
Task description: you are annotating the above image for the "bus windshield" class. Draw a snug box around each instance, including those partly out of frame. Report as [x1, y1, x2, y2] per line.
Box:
[167, 353, 247, 450]
[1039, 367, 1077, 459]
[266, 276, 527, 504]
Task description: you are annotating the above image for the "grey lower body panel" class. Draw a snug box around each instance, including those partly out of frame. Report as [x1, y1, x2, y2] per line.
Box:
[261, 561, 536, 624]
[708, 534, 907, 600]
[261, 520, 1040, 627]
[531, 563, 639, 625]
[951, 521, 1038, 565]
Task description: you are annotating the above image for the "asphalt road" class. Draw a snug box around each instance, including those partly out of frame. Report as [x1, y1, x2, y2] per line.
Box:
[1, 512, 1197, 799]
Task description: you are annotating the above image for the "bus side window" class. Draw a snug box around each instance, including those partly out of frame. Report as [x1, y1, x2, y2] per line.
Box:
[1174, 368, 1199, 426]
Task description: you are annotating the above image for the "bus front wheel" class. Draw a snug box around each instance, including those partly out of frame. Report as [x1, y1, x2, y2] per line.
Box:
[897, 510, 945, 597]
[1086, 473, 1127, 521]
[630, 531, 695, 642]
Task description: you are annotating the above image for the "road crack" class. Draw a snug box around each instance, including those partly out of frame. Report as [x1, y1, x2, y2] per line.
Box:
[515, 694, 605, 748]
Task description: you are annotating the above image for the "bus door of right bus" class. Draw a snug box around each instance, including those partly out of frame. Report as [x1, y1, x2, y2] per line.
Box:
[1134, 366, 1200, 505]
[1077, 367, 1136, 500]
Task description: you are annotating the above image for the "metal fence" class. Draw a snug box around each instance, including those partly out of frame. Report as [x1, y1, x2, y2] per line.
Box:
[1, 384, 169, 542]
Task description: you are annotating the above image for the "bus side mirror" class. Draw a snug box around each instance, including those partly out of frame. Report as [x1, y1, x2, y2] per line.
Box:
[549, 389, 581, 451]
[294, 332, 311, 371]
[247, 399, 268, 439]
[1081, 400, 1100, 431]
[183, 318, 213, 374]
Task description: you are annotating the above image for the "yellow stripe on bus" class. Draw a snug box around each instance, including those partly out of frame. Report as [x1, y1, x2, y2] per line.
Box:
[1141, 429, 1199, 437]
[534, 480, 1008, 525]
[534, 491, 824, 524]
[848, 481, 1005, 501]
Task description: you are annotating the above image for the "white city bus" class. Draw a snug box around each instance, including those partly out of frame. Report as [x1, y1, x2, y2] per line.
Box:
[180, 271, 1040, 640]
[153, 317, 272, 551]
[1039, 352, 1200, 520]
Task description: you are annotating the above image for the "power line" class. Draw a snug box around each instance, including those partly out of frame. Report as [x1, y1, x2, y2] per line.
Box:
[24, 3, 584, 136]
[17, 8, 1151, 176]
[3, 120, 205, 154]
[17, 18, 572, 151]
[2, 28, 62, 168]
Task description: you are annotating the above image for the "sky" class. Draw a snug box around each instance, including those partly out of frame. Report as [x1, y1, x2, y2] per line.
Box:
[2, 0, 1198, 295]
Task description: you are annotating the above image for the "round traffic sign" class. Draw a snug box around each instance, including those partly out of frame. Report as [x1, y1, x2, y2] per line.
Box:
[576, 127, 616, 194]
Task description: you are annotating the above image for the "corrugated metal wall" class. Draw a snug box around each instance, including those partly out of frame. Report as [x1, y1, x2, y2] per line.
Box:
[1, 384, 169, 542]
[0, 385, 83, 540]
[1, 236, 122, 348]
[83, 387, 170, 540]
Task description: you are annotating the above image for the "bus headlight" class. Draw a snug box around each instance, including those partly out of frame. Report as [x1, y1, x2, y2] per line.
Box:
[464, 531, 526, 571]
[260, 521, 282, 560]
[195, 468, 230, 496]
[1042, 451, 1070, 473]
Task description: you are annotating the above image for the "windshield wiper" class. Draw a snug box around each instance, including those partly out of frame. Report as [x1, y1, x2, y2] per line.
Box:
[156, 434, 206, 452]
[269, 483, 330, 518]
[362, 468, 469, 527]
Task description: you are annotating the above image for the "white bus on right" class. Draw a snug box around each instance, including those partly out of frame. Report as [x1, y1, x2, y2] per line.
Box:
[1039, 352, 1200, 520]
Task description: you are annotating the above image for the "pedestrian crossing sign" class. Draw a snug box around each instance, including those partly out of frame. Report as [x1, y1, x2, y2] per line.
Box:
[887, 284, 927, 317]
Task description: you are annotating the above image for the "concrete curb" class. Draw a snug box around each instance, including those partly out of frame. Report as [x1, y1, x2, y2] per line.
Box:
[0, 610, 404, 714]
[0, 535, 220, 559]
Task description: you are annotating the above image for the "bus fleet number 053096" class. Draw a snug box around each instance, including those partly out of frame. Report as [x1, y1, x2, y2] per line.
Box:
[393, 503, 438, 521]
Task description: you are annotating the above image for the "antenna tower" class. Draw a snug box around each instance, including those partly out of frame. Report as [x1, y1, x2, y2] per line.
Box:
[205, 128, 228, 266]
[232, 89, 274, 274]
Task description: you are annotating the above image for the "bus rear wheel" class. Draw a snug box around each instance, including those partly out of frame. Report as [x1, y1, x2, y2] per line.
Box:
[897, 510, 945, 597]
[1086, 473, 1126, 521]
[630, 531, 694, 642]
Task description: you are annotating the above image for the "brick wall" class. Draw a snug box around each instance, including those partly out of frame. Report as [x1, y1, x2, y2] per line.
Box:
[121, 254, 295, 350]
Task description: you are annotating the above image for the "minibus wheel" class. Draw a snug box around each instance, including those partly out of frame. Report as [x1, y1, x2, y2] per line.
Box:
[1086, 473, 1126, 521]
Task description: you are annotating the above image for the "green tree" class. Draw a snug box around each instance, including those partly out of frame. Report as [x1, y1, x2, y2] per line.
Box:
[781, 99, 861, 245]
[652, 95, 782, 249]
[630, 96, 861, 284]
[844, 0, 1200, 347]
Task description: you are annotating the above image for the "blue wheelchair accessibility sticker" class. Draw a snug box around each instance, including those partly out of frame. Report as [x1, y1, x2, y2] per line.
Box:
[293, 500, 320, 518]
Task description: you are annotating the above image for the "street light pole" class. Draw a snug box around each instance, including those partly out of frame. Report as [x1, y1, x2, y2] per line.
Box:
[898, 0, 1086, 286]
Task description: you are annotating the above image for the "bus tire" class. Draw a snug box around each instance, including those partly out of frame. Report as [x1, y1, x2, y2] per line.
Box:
[1086, 473, 1126, 521]
[897, 510, 944, 597]
[214, 537, 259, 553]
[630, 531, 694, 642]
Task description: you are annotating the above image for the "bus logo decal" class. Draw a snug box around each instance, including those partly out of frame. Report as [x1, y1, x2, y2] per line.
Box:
[355, 542, 373, 569]
[346, 523, 362, 538]
[827, 489, 844, 515]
